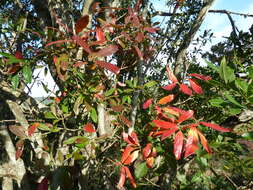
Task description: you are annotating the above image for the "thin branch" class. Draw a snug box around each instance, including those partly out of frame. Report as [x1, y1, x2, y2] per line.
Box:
[155, 9, 253, 18]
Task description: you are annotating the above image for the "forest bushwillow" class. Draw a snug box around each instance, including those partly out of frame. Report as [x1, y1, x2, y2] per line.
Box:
[1, 0, 253, 189]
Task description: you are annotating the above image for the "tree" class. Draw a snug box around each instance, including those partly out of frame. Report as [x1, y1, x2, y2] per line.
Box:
[0, 0, 252, 189]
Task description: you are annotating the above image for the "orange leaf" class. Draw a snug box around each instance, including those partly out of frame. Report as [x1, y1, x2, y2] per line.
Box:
[180, 83, 192, 96]
[122, 131, 139, 146]
[146, 157, 154, 168]
[158, 95, 174, 105]
[117, 166, 126, 189]
[125, 166, 137, 188]
[119, 115, 132, 127]
[198, 130, 212, 154]
[28, 123, 40, 136]
[83, 123, 96, 133]
[75, 15, 89, 34]
[142, 98, 153, 109]
[162, 83, 177, 91]
[121, 145, 136, 164]
[199, 121, 232, 132]
[95, 60, 120, 74]
[123, 149, 139, 165]
[177, 110, 194, 123]
[189, 79, 203, 94]
[184, 127, 199, 158]
[153, 120, 177, 129]
[166, 66, 178, 83]
[174, 131, 184, 160]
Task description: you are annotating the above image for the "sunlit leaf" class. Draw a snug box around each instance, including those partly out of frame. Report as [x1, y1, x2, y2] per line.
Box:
[161, 127, 178, 140]
[200, 121, 232, 132]
[158, 95, 174, 105]
[174, 131, 184, 160]
[95, 60, 120, 74]
[28, 123, 40, 136]
[166, 66, 178, 83]
[143, 143, 152, 158]
[117, 166, 126, 189]
[197, 130, 212, 154]
[189, 79, 203, 94]
[83, 123, 96, 133]
[177, 110, 194, 123]
[90, 108, 98, 123]
[153, 120, 177, 129]
[162, 83, 177, 91]
[95, 26, 106, 42]
[189, 73, 212, 81]
[125, 166, 137, 188]
[180, 84, 192, 96]
[142, 98, 153, 109]
[95, 44, 118, 57]
[184, 127, 199, 158]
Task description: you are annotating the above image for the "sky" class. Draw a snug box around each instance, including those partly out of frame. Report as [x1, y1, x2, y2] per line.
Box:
[27, 0, 253, 97]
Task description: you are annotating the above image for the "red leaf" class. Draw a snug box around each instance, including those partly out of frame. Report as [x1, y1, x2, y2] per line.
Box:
[180, 83, 192, 96]
[198, 130, 212, 154]
[123, 150, 139, 165]
[189, 79, 203, 94]
[134, 0, 142, 11]
[95, 44, 118, 57]
[125, 166, 137, 188]
[189, 73, 212, 81]
[142, 98, 153, 109]
[143, 27, 159, 33]
[37, 177, 48, 190]
[161, 127, 178, 140]
[121, 145, 135, 164]
[177, 110, 194, 123]
[135, 32, 145, 43]
[174, 131, 184, 160]
[119, 115, 132, 127]
[162, 83, 177, 91]
[153, 120, 177, 129]
[45, 39, 73, 48]
[15, 51, 23, 59]
[166, 66, 178, 83]
[95, 26, 106, 42]
[28, 123, 40, 136]
[117, 167, 126, 189]
[199, 121, 232, 132]
[158, 95, 174, 105]
[143, 143, 152, 158]
[184, 127, 199, 158]
[83, 123, 96, 133]
[72, 35, 92, 54]
[15, 139, 24, 160]
[134, 45, 143, 60]
[95, 60, 120, 74]
[122, 131, 139, 145]
[6, 64, 21, 75]
[75, 15, 89, 34]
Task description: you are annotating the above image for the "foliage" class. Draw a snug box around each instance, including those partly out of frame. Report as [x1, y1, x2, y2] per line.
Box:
[0, 0, 253, 190]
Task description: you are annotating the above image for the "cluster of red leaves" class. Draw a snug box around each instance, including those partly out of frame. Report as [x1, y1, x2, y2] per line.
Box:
[162, 66, 211, 96]
[117, 131, 157, 188]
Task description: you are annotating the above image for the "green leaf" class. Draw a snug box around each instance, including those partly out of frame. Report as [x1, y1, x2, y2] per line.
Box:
[73, 96, 83, 115]
[248, 66, 253, 80]
[134, 162, 148, 179]
[22, 64, 32, 83]
[209, 98, 225, 107]
[63, 136, 81, 145]
[90, 108, 97, 123]
[11, 74, 20, 89]
[45, 111, 57, 119]
[220, 57, 235, 84]
[228, 108, 241, 115]
[235, 79, 248, 93]
[144, 81, 157, 88]
[224, 91, 244, 108]
[247, 82, 253, 98]
[241, 132, 253, 141]
[38, 123, 51, 131]
[205, 60, 219, 72]
[104, 88, 115, 97]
